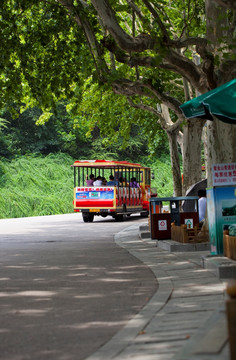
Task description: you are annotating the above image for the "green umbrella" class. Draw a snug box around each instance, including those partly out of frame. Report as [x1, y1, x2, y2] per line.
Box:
[180, 79, 236, 124]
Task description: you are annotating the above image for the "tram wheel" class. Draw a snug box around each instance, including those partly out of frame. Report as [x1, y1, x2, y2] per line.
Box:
[88, 214, 94, 222]
[82, 213, 94, 223]
[114, 214, 124, 222]
[140, 211, 149, 218]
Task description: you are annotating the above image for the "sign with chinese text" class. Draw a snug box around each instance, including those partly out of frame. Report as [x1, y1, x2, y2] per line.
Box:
[212, 163, 236, 187]
[76, 187, 114, 200]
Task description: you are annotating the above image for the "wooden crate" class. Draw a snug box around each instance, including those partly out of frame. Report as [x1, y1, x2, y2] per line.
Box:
[171, 223, 209, 243]
[171, 224, 188, 243]
[224, 233, 236, 260]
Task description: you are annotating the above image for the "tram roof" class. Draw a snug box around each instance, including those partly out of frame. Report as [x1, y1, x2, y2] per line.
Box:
[72, 159, 150, 169]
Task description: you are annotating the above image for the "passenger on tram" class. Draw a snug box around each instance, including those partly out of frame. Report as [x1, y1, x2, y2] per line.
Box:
[93, 176, 103, 186]
[107, 175, 119, 186]
[130, 177, 140, 188]
[119, 177, 128, 186]
[102, 177, 107, 186]
[86, 174, 94, 186]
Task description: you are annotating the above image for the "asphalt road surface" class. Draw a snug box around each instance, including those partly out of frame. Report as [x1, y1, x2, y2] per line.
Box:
[0, 213, 158, 360]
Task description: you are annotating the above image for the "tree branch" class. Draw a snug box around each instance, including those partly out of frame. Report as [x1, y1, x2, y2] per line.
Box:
[163, 50, 209, 92]
[90, 0, 155, 52]
[127, 97, 182, 132]
[142, 81, 184, 116]
[125, 0, 150, 32]
[215, 0, 236, 10]
[101, 36, 208, 93]
[142, 0, 171, 43]
[57, 0, 109, 80]
[195, 45, 217, 89]
[173, 37, 208, 49]
[111, 77, 184, 119]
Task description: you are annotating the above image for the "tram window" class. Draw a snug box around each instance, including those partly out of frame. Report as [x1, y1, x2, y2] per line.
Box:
[139, 171, 143, 183]
[148, 170, 150, 185]
[78, 167, 80, 186]
[73, 165, 151, 187]
[144, 169, 150, 185]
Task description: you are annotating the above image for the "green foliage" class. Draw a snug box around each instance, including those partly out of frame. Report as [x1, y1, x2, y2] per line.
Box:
[145, 157, 174, 197]
[0, 0, 92, 110]
[0, 0, 208, 114]
[0, 103, 94, 159]
[0, 0, 234, 202]
[0, 153, 173, 219]
[0, 95, 169, 164]
[0, 117, 9, 129]
[75, 80, 169, 158]
[0, 153, 74, 219]
[160, 0, 206, 37]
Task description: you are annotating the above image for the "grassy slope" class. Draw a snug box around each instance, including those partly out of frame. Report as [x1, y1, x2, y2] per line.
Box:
[0, 153, 74, 219]
[0, 153, 173, 219]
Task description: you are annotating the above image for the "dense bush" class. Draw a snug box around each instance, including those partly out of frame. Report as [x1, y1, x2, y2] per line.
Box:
[150, 159, 174, 198]
[0, 153, 74, 219]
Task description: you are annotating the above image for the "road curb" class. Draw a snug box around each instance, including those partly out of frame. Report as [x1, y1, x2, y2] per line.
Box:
[140, 224, 236, 279]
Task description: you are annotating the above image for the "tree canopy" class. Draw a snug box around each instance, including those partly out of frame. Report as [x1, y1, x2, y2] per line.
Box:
[1, 0, 235, 193]
[1, 1, 235, 106]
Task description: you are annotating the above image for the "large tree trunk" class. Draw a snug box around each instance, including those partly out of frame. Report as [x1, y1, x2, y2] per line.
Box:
[167, 129, 182, 196]
[182, 118, 204, 194]
[205, 0, 236, 186]
[206, 119, 236, 186]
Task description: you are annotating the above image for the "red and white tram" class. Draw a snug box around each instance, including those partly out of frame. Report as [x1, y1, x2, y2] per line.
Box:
[72, 160, 154, 222]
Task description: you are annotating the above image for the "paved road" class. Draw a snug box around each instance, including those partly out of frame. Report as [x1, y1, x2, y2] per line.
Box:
[0, 214, 157, 360]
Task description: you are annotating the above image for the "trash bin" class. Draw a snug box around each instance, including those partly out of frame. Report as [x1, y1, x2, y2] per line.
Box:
[150, 196, 199, 240]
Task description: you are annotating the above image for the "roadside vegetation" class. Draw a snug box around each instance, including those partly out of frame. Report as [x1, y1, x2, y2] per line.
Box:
[0, 153, 74, 219]
[1, 1, 234, 196]
[0, 99, 174, 219]
[0, 147, 173, 220]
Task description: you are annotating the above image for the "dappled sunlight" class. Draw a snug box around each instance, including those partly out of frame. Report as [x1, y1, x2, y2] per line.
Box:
[74, 294, 105, 299]
[106, 270, 135, 275]
[173, 282, 225, 296]
[18, 290, 58, 297]
[59, 320, 127, 330]
[5, 265, 30, 269]
[33, 278, 48, 281]
[8, 309, 52, 316]
[67, 273, 89, 277]
[0, 290, 57, 297]
[97, 277, 135, 283]
[69, 265, 105, 271]
[164, 269, 212, 281]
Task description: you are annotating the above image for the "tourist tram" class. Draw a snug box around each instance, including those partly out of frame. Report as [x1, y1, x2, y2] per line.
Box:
[72, 159, 154, 222]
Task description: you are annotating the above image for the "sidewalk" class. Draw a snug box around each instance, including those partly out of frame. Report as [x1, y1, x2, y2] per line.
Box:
[85, 222, 230, 360]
